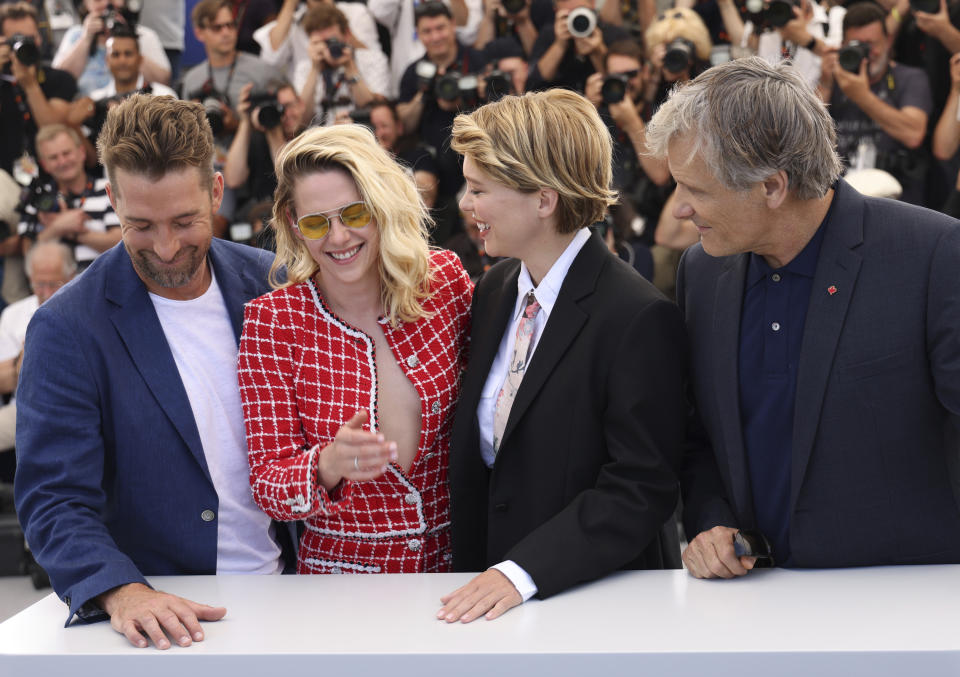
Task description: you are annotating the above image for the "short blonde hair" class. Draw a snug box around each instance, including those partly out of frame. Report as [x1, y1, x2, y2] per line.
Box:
[645, 8, 712, 62]
[450, 89, 617, 234]
[271, 124, 433, 327]
[35, 124, 82, 149]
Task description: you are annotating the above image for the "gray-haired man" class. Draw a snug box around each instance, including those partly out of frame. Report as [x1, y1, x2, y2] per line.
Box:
[645, 57, 960, 578]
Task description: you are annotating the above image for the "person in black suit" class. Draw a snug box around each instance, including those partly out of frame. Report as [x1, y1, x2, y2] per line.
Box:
[438, 88, 687, 623]
[645, 57, 960, 578]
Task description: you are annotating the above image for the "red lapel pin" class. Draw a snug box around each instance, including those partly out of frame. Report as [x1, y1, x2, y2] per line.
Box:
[827, 285, 838, 296]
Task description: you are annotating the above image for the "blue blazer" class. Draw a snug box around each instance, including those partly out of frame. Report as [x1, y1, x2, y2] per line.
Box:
[14, 239, 289, 623]
[678, 179, 960, 567]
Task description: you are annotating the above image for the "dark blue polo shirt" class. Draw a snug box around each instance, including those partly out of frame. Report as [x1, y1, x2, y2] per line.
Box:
[738, 211, 831, 565]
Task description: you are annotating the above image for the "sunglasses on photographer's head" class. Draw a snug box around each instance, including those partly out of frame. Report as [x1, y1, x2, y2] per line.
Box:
[295, 201, 372, 240]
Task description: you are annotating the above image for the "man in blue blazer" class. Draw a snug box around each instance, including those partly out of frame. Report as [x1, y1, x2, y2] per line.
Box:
[15, 95, 291, 648]
[646, 57, 960, 577]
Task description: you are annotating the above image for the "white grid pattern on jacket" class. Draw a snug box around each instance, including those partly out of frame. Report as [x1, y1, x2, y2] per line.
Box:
[238, 249, 472, 574]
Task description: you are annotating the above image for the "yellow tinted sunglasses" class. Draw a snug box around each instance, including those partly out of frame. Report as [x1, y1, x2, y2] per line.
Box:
[295, 201, 372, 240]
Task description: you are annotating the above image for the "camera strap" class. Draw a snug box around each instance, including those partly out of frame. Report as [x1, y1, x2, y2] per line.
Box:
[207, 57, 237, 107]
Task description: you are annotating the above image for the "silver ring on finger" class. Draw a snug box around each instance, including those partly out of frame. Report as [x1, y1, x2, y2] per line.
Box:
[354, 456, 360, 471]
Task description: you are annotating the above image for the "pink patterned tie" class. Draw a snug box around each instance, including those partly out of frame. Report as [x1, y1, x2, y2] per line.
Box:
[493, 291, 540, 454]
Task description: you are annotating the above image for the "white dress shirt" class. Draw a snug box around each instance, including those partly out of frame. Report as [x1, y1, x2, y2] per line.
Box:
[477, 227, 591, 601]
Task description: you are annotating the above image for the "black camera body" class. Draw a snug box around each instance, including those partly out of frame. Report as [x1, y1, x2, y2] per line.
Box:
[33, 183, 61, 214]
[187, 86, 229, 135]
[435, 71, 478, 102]
[484, 69, 512, 102]
[325, 38, 346, 61]
[5, 34, 40, 67]
[910, 0, 939, 12]
[838, 40, 870, 73]
[601, 72, 630, 104]
[765, 0, 799, 27]
[248, 92, 284, 129]
[502, 0, 527, 14]
[663, 38, 695, 74]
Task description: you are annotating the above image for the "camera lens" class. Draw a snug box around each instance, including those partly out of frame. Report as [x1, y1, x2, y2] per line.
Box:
[202, 97, 225, 135]
[485, 70, 512, 102]
[837, 41, 869, 74]
[10, 35, 39, 67]
[601, 74, 628, 104]
[663, 38, 694, 74]
[435, 72, 461, 101]
[257, 102, 283, 129]
[567, 7, 597, 39]
[325, 38, 344, 60]
[765, 0, 795, 27]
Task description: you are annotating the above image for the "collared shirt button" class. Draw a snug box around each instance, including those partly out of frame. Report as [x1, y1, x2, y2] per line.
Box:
[771, 322, 781, 332]
[407, 539, 422, 552]
[201, 509, 215, 522]
[771, 273, 782, 282]
[406, 355, 419, 368]
[404, 492, 418, 505]
[431, 401, 441, 414]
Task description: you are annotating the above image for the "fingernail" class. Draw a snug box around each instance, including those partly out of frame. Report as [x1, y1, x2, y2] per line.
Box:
[194, 631, 204, 641]
[377, 434, 384, 442]
[137, 639, 147, 648]
[158, 639, 170, 649]
[179, 635, 191, 646]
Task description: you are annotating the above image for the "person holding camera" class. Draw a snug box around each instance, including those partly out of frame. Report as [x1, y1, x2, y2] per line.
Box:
[254, 0, 385, 87]
[398, 1, 487, 202]
[18, 124, 120, 270]
[224, 81, 306, 208]
[643, 8, 712, 111]
[527, 0, 630, 92]
[0, 2, 77, 181]
[295, 4, 387, 128]
[481, 36, 529, 97]
[53, 0, 170, 96]
[474, 0, 539, 54]
[818, 2, 932, 204]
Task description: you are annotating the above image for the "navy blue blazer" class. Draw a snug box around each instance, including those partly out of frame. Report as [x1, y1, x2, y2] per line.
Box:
[14, 239, 289, 623]
[678, 179, 960, 567]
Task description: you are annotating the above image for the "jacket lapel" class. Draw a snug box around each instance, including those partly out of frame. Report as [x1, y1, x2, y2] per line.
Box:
[790, 181, 863, 515]
[209, 239, 262, 343]
[496, 235, 600, 452]
[711, 253, 755, 525]
[105, 246, 210, 479]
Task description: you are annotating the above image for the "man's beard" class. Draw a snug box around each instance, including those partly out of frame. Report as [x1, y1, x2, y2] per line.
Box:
[128, 242, 208, 290]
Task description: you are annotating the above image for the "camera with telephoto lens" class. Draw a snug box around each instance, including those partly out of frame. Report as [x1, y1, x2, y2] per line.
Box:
[601, 73, 630, 104]
[765, 0, 799, 27]
[435, 71, 477, 102]
[502, 0, 527, 14]
[325, 37, 346, 60]
[101, 7, 121, 33]
[187, 87, 229, 135]
[484, 69, 512, 102]
[349, 107, 373, 131]
[663, 38, 695, 74]
[838, 40, 870, 73]
[567, 7, 597, 38]
[5, 33, 40, 67]
[248, 92, 284, 129]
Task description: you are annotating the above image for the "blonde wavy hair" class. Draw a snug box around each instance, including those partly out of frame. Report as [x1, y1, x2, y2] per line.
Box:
[450, 89, 617, 234]
[271, 124, 433, 326]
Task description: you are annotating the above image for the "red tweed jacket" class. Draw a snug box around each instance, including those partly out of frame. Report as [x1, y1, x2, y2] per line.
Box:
[238, 249, 472, 574]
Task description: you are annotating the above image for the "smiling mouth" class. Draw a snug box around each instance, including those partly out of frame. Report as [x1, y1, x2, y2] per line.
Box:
[477, 222, 489, 232]
[328, 244, 362, 261]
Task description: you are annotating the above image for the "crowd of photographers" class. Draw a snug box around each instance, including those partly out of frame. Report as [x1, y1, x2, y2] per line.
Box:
[0, 0, 956, 311]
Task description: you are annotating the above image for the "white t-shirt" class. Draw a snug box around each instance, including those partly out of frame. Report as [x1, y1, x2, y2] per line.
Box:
[150, 268, 282, 575]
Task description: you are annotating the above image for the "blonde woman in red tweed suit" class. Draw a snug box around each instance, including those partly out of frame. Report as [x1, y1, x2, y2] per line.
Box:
[238, 124, 472, 575]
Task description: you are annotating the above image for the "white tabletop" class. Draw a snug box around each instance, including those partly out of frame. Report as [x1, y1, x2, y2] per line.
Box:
[2, 566, 959, 675]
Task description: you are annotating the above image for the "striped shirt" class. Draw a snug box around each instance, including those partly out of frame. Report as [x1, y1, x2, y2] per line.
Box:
[18, 172, 120, 264]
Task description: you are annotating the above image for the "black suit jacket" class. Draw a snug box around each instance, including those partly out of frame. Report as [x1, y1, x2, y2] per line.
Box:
[678, 179, 960, 567]
[449, 233, 687, 599]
